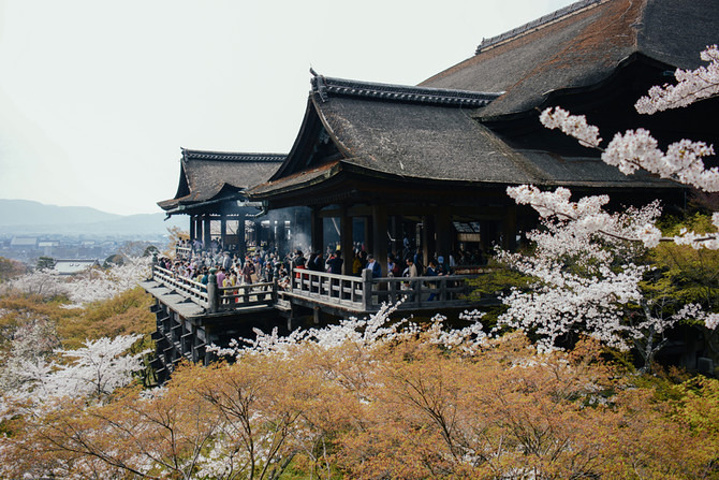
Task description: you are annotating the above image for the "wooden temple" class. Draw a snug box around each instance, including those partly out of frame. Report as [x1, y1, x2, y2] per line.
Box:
[145, 0, 719, 376]
[157, 148, 286, 257]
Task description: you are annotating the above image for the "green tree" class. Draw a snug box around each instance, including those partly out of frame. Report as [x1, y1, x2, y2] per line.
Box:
[35, 256, 55, 271]
[0, 257, 25, 282]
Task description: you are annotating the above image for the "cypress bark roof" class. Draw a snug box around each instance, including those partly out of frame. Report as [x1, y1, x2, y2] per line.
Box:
[249, 82, 675, 199]
[420, 0, 718, 119]
[158, 149, 284, 211]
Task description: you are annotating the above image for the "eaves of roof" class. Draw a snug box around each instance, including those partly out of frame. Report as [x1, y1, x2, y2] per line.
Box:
[419, 0, 717, 119]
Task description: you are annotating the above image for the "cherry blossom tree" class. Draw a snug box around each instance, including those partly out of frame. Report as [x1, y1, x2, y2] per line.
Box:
[0, 256, 151, 305]
[537, 45, 719, 249]
[496, 46, 719, 367]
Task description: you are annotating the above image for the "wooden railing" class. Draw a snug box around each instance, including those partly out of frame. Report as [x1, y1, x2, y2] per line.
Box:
[289, 268, 478, 312]
[175, 245, 193, 259]
[153, 266, 209, 307]
[151, 265, 276, 313]
[290, 269, 370, 310]
[215, 281, 277, 311]
[152, 264, 480, 315]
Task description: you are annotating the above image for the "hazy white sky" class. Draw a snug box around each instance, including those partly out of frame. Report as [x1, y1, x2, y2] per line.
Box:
[0, 0, 575, 215]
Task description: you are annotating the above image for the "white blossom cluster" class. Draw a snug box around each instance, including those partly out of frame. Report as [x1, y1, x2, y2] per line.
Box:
[537, 110, 719, 250]
[0, 270, 68, 299]
[676, 303, 719, 331]
[1, 256, 151, 305]
[1, 334, 146, 418]
[507, 185, 664, 248]
[527, 47, 719, 335]
[65, 257, 151, 305]
[210, 301, 488, 360]
[541, 107, 719, 193]
[539, 107, 602, 147]
[496, 215, 651, 353]
[635, 45, 719, 114]
[604, 130, 718, 192]
[0, 314, 60, 393]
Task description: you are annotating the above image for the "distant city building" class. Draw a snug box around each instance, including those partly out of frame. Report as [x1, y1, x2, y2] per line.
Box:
[52, 259, 100, 275]
[10, 236, 38, 249]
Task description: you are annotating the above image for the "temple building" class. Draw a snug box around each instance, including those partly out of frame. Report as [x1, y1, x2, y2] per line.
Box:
[158, 148, 286, 256]
[162, 0, 718, 271]
[146, 0, 719, 375]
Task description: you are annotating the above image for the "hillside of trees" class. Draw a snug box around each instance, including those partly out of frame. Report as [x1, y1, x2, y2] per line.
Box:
[2, 46, 719, 479]
[0, 264, 718, 479]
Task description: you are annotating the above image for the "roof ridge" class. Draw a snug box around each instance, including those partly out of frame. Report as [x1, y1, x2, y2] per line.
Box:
[310, 73, 502, 107]
[476, 0, 608, 54]
[181, 148, 286, 163]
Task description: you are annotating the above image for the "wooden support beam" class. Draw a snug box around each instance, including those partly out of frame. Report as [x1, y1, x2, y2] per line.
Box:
[203, 214, 212, 248]
[238, 219, 246, 258]
[372, 205, 388, 275]
[435, 206, 452, 261]
[340, 206, 354, 275]
[502, 205, 517, 250]
[311, 206, 324, 255]
[220, 214, 227, 250]
[422, 215, 434, 266]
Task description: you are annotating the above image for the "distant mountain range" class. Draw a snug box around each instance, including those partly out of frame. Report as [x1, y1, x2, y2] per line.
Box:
[0, 199, 185, 236]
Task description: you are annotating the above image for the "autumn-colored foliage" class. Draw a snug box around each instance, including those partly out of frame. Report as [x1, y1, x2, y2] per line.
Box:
[3, 326, 719, 480]
[57, 286, 154, 349]
[0, 256, 25, 283]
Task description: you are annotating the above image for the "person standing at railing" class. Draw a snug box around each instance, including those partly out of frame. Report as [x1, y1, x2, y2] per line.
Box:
[365, 254, 381, 278]
[352, 251, 363, 276]
[216, 267, 226, 288]
[326, 250, 343, 274]
[426, 260, 444, 301]
[221, 251, 232, 271]
[241, 258, 255, 285]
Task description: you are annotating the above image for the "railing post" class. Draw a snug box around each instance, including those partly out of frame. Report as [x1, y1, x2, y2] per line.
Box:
[413, 278, 422, 307]
[440, 277, 447, 302]
[151, 253, 158, 280]
[207, 268, 219, 313]
[272, 278, 278, 305]
[361, 269, 373, 311]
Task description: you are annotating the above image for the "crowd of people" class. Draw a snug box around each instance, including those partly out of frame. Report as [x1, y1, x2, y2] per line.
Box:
[158, 239, 488, 293]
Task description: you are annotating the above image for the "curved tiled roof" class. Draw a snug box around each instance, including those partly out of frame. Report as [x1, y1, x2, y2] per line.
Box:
[311, 74, 502, 107]
[421, 0, 718, 118]
[158, 149, 285, 211]
[181, 149, 286, 163]
[475, 0, 606, 54]
[249, 91, 677, 200]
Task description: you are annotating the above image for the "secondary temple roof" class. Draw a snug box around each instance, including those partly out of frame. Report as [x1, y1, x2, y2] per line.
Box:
[158, 149, 285, 213]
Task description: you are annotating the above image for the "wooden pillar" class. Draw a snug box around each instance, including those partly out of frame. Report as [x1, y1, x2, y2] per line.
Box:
[371, 205, 388, 276]
[435, 206, 452, 261]
[363, 216, 371, 252]
[220, 214, 227, 250]
[388, 215, 398, 256]
[203, 214, 212, 248]
[340, 206, 354, 275]
[251, 220, 260, 248]
[189, 215, 196, 242]
[421, 215, 435, 265]
[237, 218, 247, 257]
[502, 205, 517, 250]
[276, 219, 287, 256]
[311, 207, 324, 255]
[255, 219, 264, 247]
